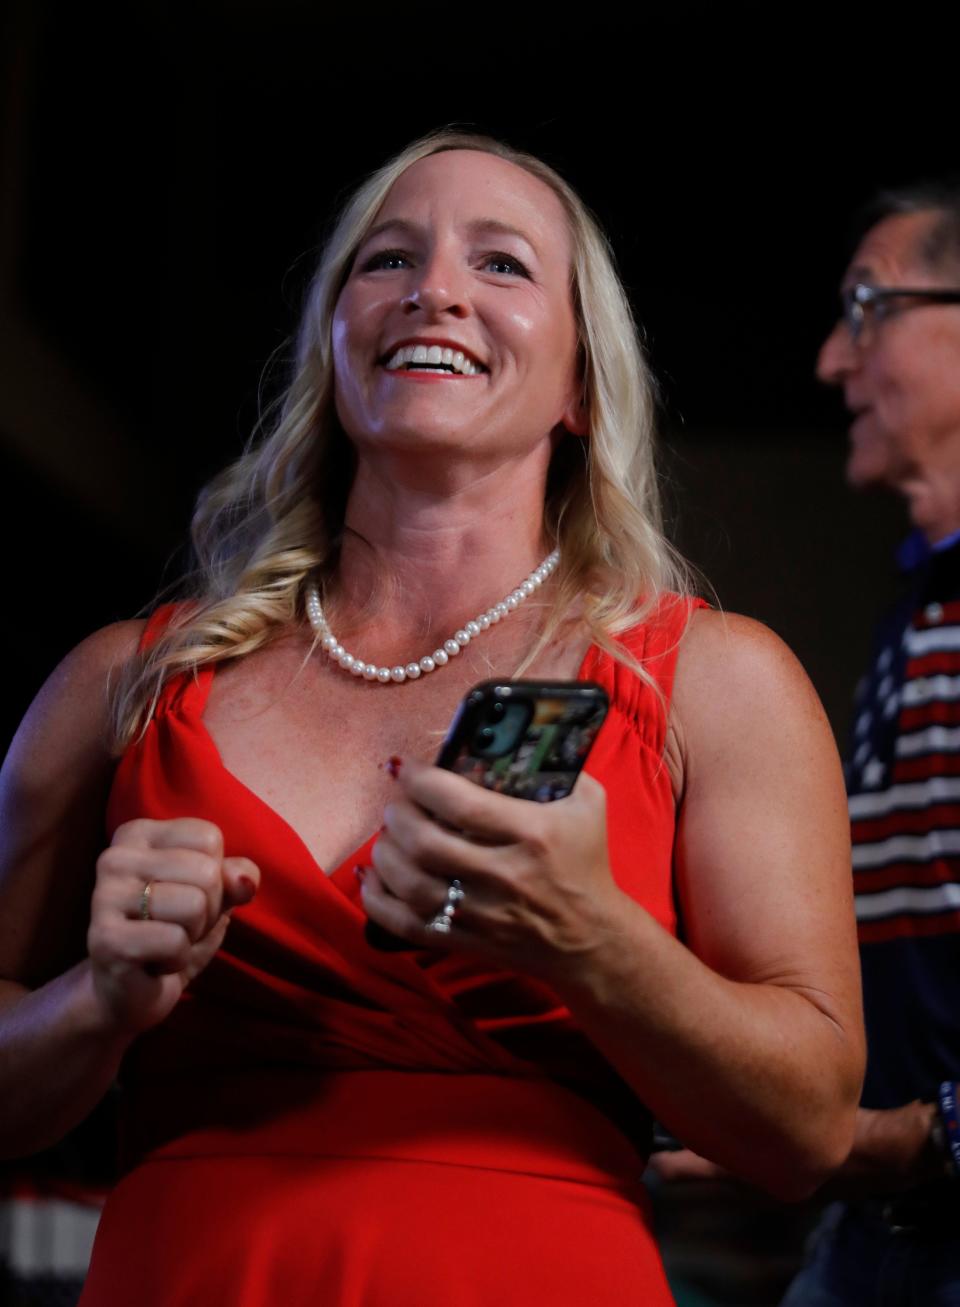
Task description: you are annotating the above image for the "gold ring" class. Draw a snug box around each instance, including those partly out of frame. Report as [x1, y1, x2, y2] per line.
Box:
[139, 880, 154, 922]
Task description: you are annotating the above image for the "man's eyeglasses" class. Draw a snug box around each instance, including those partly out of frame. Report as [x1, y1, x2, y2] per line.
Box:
[842, 282, 960, 342]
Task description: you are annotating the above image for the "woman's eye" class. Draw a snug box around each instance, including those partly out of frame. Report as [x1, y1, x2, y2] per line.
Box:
[483, 252, 530, 278]
[361, 248, 410, 272]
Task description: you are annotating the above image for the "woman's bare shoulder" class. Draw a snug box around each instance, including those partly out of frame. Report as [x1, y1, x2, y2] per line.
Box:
[52, 618, 147, 688]
[30, 619, 146, 728]
[667, 607, 835, 796]
[677, 606, 823, 711]
[4, 619, 146, 790]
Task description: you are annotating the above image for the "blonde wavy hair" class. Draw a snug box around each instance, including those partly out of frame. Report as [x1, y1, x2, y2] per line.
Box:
[110, 129, 693, 750]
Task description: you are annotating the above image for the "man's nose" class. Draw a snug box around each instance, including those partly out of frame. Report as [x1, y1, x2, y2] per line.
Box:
[401, 251, 470, 319]
[816, 319, 858, 386]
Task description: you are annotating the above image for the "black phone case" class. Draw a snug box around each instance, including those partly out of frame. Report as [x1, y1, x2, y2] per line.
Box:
[365, 680, 609, 952]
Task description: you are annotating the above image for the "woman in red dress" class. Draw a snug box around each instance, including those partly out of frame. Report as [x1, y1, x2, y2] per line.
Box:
[0, 132, 864, 1305]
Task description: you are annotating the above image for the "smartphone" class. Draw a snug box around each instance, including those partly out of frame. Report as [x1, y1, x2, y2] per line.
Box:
[365, 680, 609, 950]
[435, 679, 609, 801]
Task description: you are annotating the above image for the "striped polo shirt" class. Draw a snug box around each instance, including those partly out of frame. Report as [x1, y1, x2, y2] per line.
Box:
[846, 533, 960, 1107]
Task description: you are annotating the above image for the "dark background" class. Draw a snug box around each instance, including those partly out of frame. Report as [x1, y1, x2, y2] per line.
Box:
[2, 2, 955, 751]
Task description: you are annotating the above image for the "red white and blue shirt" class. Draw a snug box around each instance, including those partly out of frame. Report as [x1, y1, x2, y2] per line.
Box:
[847, 532, 960, 1108]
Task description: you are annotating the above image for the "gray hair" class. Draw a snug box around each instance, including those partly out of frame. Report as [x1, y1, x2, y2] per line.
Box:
[853, 178, 960, 274]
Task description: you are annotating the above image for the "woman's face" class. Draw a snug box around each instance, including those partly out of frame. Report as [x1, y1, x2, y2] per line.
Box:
[331, 150, 586, 467]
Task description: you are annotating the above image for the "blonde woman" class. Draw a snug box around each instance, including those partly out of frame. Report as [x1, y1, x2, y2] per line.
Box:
[0, 132, 863, 1305]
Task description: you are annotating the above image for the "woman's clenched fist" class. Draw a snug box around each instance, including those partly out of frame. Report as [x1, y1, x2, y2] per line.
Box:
[87, 817, 259, 1037]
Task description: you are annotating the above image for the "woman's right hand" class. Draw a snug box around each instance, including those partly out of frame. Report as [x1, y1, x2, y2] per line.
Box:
[87, 817, 259, 1037]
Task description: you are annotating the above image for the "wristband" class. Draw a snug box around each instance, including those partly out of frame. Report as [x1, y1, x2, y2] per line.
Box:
[934, 1081, 960, 1180]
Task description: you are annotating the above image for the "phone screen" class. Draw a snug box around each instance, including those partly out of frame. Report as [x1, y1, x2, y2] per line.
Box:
[439, 682, 608, 802]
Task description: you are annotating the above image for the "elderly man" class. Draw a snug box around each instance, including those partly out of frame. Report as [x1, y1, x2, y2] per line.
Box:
[782, 185, 960, 1304]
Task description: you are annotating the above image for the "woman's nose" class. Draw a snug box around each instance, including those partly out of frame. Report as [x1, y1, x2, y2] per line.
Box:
[816, 319, 858, 386]
[401, 253, 470, 319]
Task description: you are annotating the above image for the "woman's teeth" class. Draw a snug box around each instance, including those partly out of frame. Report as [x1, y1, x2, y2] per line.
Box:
[383, 344, 481, 375]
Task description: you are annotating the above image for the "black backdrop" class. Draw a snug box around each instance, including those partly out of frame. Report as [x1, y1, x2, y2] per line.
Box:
[3, 2, 956, 751]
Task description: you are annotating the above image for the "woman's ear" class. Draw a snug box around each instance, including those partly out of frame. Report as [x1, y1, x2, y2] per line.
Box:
[561, 391, 589, 438]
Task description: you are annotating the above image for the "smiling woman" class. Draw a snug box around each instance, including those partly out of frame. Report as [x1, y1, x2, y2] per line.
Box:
[332, 152, 585, 474]
[0, 130, 864, 1306]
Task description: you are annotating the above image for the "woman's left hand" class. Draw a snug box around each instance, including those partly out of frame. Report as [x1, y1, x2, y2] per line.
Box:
[362, 759, 623, 978]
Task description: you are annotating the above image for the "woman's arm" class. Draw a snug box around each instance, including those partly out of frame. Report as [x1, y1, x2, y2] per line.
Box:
[362, 608, 864, 1201]
[820, 1102, 947, 1197]
[0, 624, 258, 1159]
[647, 1102, 948, 1196]
[0, 624, 142, 1155]
[557, 609, 864, 1199]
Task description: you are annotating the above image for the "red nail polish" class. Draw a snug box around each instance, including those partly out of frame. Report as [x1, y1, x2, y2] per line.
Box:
[386, 756, 403, 779]
[238, 874, 256, 898]
[353, 863, 367, 883]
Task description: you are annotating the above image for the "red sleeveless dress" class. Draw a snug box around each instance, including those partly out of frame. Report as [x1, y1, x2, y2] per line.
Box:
[80, 597, 701, 1307]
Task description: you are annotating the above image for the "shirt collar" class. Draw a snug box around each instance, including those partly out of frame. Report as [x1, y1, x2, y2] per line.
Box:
[897, 526, 960, 573]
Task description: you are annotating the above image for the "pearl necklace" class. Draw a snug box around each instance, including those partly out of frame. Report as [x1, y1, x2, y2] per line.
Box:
[305, 549, 559, 684]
